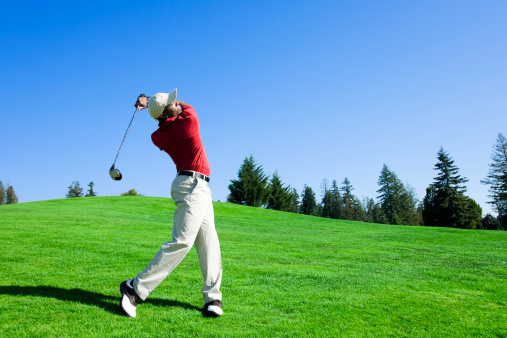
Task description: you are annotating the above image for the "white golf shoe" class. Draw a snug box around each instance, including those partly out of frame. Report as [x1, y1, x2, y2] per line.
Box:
[120, 279, 140, 318]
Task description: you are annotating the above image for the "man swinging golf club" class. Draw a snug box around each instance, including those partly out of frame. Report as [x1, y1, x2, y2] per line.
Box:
[120, 89, 223, 318]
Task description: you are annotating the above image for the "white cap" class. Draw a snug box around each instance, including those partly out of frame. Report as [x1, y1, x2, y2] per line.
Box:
[148, 89, 178, 120]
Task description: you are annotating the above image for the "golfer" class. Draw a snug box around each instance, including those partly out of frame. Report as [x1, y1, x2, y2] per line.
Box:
[120, 89, 223, 318]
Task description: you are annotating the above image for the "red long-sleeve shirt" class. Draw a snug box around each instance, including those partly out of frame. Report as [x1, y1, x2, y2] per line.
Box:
[151, 105, 210, 176]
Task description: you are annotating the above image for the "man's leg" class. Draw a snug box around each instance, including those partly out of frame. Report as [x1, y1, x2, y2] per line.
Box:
[194, 183, 223, 315]
[134, 176, 209, 300]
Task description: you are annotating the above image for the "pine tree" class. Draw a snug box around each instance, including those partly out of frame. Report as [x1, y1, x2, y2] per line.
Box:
[290, 188, 299, 213]
[267, 171, 293, 211]
[399, 185, 422, 225]
[377, 165, 404, 224]
[321, 190, 334, 218]
[66, 181, 84, 198]
[85, 181, 97, 197]
[481, 133, 507, 228]
[365, 197, 387, 224]
[5, 185, 18, 204]
[377, 165, 421, 225]
[0, 181, 5, 205]
[423, 148, 479, 228]
[340, 178, 355, 220]
[330, 180, 344, 219]
[352, 196, 367, 221]
[422, 186, 437, 226]
[300, 184, 317, 215]
[227, 156, 269, 207]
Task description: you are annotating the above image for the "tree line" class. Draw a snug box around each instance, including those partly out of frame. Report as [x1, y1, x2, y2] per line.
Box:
[0, 181, 18, 205]
[66, 181, 97, 198]
[226, 133, 507, 231]
[65, 181, 143, 197]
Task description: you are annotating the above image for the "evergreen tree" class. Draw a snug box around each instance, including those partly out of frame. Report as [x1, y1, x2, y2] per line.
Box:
[267, 171, 293, 211]
[330, 180, 344, 219]
[66, 181, 84, 198]
[377, 165, 421, 225]
[399, 185, 422, 225]
[321, 190, 334, 218]
[85, 181, 97, 197]
[377, 165, 404, 224]
[481, 133, 507, 228]
[365, 197, 387, 224]
[340, 178, 355, 220]
[0, 181, 5, 205]
[227, 155, 269, 207]
[300, 184, 317, 215]
[422, 186, 437, 226]
[290, 188, 299, 213]
[423, 148, 479, 228]
[352, 196, 367, 221]
[5, 185, 18, 204]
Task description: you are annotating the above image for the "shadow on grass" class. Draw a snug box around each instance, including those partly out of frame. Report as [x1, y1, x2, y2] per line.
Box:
[0, 285, 201, 315]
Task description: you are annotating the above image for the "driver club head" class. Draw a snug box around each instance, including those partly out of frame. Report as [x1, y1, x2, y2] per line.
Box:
[109, 165, 122, 181]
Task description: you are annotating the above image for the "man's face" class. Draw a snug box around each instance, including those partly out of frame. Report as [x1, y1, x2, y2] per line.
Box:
[161, 101, 182, 118]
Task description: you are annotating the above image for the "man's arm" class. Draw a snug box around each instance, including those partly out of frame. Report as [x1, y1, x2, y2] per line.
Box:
[175, 99, 189, 107]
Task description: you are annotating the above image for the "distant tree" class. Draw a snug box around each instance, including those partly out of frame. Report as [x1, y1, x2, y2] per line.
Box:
[267, 171, 293, 211]
[377, 165, 421, 225]
[422, 186, 437, 226]
[0, 181, 5, 205]
[481, 133, 507, 229]
[365, 197, 387, 224]
[399, 185, 422, 225]
[479, 214, 502, 230]
[227, 155, 269, 207]
[423, 147, 480, 229]
[66, 181, 84, 198]
[377, 165, 404, 224]
[5, 185, 18, 204]
[416, 203, 424, 226]
[300, 184, 317, 216]
[340, 178, 355, 220]
[121, 189, 142, 196]
[321, 189, 334, 218]
[85, 181, 97, 197]
[290, 188, 299, 213]
[352, 196, 367, 221]
[330, 180, 344, 219]
[463, 197, 483, 230]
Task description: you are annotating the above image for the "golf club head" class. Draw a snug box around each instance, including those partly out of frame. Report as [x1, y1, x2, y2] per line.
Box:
[109, 165, 122, 181]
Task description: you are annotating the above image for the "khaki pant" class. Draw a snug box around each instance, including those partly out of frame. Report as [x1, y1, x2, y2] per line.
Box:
[134, 174, 222, 304]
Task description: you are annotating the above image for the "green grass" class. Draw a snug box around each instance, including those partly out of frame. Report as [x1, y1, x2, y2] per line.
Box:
[0, 196, 506, 337]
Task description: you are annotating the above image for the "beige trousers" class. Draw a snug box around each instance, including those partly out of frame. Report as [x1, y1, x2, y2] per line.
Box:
[134, 174, 222, 304]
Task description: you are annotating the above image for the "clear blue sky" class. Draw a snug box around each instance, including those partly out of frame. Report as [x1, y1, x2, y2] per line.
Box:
[1, 0, 506, 215]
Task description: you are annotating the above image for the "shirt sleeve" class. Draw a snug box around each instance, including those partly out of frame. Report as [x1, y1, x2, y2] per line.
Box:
[180, 105, 197, 119]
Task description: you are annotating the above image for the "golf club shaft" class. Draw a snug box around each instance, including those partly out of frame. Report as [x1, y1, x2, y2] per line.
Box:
[112, 107, 139, 167]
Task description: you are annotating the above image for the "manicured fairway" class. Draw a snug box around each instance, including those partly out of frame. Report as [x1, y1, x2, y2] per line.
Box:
[0, 197, 506, 337]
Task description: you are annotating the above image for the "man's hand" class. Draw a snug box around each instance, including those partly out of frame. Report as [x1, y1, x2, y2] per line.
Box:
[134, 95, 148, 111]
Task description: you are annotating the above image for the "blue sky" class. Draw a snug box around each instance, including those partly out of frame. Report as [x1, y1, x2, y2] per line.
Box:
[1, 0, 506, 215]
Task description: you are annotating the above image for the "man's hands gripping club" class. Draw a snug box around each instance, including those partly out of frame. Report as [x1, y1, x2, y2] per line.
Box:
[135, 94, 189, 121]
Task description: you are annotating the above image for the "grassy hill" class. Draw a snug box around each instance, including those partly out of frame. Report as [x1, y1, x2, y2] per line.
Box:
[0, 196, 506, 337]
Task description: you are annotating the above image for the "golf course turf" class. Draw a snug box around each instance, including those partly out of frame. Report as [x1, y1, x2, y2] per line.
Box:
[0, 196, 506, 337]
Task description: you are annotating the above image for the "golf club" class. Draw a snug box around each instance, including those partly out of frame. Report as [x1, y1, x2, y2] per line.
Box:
[109, 94, 150, 181]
